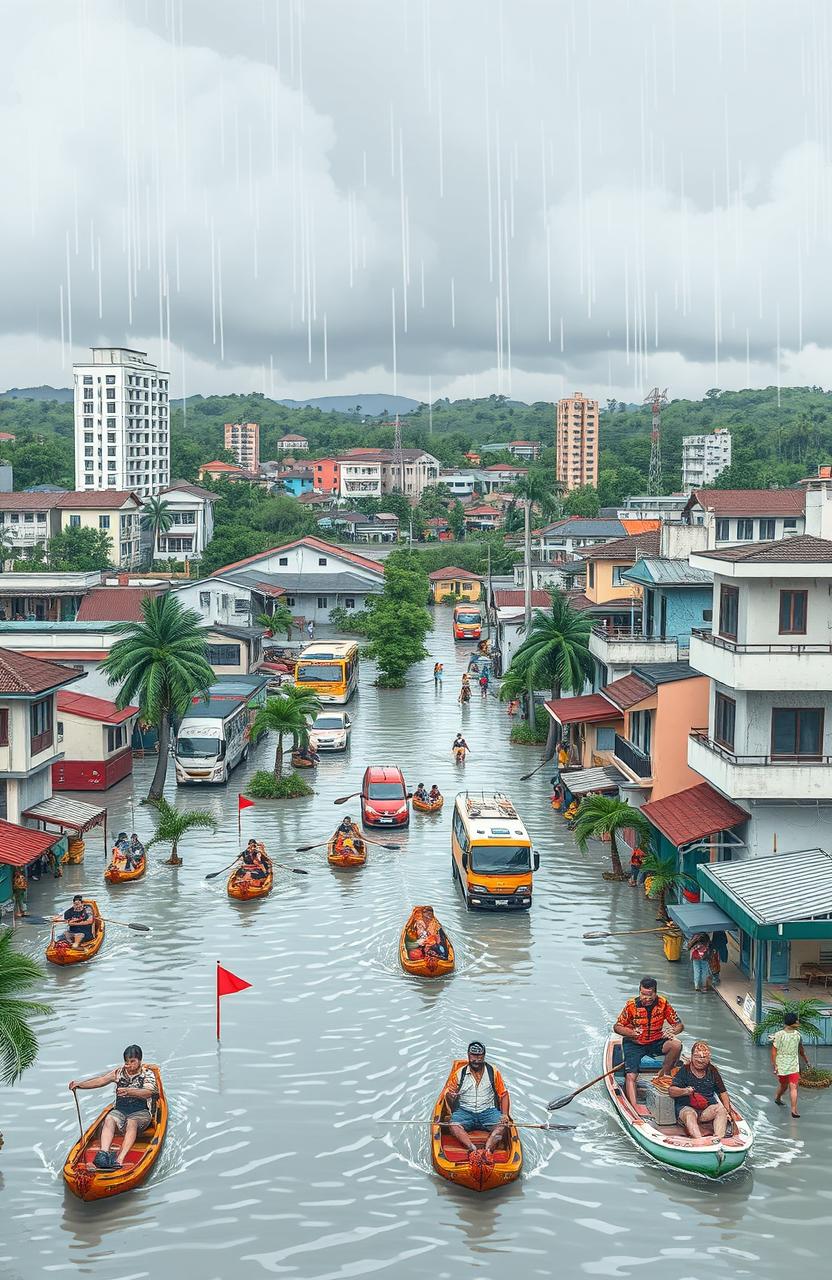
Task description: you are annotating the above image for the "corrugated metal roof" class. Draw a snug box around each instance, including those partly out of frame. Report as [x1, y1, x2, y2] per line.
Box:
[623, 558, 713, 587]
[539, 518, 626, 537]
[22, 796, 107, 833]
[0, 819, 60, 866]
[700, 849, 832, 925]
[76, 587, 164, 623]
[559, 765, 625, 796]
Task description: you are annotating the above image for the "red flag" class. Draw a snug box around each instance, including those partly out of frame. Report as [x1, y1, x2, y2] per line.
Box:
[238, 794, 255, 811]
[216, 962, 252, 1039]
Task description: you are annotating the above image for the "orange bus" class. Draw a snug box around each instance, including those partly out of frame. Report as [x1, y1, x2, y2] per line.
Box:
[452, 602, 483, 640]
[451, 792, 538, 910]
[294, 641, 359, 704]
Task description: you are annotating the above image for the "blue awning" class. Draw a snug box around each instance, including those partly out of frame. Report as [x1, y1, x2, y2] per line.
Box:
[666, 901, 738, 937]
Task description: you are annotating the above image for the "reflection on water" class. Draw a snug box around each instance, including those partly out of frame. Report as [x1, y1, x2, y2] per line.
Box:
[1, 613, 829, 1279]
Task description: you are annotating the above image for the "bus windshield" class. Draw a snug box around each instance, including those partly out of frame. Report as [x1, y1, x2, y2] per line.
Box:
[470, 844, 531, 874]
[456, 611, 481, 624]
[177, 736, 222, 759]
[297, 663, 343, 683]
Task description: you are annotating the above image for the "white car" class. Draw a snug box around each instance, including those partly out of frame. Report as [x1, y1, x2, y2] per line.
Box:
[311, 710, 352, 752]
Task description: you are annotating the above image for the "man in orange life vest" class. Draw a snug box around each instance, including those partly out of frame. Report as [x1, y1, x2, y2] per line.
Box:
[614, 976, 684, 1109]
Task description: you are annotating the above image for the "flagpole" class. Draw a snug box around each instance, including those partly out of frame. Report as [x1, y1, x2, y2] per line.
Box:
[216, 961, 221, 1041]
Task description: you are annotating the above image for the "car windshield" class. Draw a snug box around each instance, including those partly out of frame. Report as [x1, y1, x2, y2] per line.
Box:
[457, 612, 481, 624]
[297, 663, 342, 683]
[177, 736, 221, 759]
[470, 844, 531, 874]
[368, 782, 404, 799]
[315, 716, 344, 729]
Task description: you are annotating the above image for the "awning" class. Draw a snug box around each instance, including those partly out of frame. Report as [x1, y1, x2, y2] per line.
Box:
[560, 765, 625, 796]
[544, 693, 620, 726]
[641, 782, 749, 848]
[666, 902, 738, 937]
[0, 819, 60, 867]
[698, 849, 832, 940]
[23, 796, 106, 834]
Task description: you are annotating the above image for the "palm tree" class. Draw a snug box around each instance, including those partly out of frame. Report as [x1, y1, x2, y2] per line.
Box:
[256, 603, 295, 641]
[497, 666, 526, 706]
[280, 684, 322, 740]
[640, 850, 696, 920]
[145, 797, 218, 867]
[0, 928, 53, 1085]
[573, 794, 653, 880]
[509, 592, 594, 755]
[102, 594, 214, 801]
[141, 497, 174, 563]
[252, 693, 312, 779]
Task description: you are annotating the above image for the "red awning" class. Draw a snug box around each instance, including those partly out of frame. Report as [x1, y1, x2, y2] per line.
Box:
[57, 691, 139, 724]
[0, 819, 59, 866]
[544, 693, 620, 725]
[641, 783, 749, 848]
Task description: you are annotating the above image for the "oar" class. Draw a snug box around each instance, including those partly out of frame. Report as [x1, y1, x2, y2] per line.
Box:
[583, 925, 679, 940]
[72, 1088, 84, 1141]
[519, 756, 555, 782]
[274, 863, 309, 875]
[375, 1118, 573, 1131]
[205, 857, 242, 881]
[361, 836, 404, 851]
[333, 792, 360, 806]
[295, 840, 329, 853]
[20, 915, 150, 933]
[547, 1064, 620, 1111]
[297, 836, 400, 853]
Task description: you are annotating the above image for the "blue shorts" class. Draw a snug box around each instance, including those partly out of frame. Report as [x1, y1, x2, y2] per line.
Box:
[622, 1037, 670, 1075]
[450, 1106, 503, 1131]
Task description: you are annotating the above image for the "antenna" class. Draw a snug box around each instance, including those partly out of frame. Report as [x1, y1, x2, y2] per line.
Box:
[645, 387, 668, 496]
[392, 413, 404, 493]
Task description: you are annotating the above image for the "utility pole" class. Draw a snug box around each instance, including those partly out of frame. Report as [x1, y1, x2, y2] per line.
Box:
[392, 414, 405, 494]
[645, 387, 668, 497]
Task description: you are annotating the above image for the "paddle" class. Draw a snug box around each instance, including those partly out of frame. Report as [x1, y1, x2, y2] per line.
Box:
[72, 1088, 84, 1141]
[519, 757, 554, 783]
[205, 857, 242, 881]
[274, 864, 309, 875]
[21, 915, 150, 933]
[547, 1064, 620, 1111]
[333, 792, 360, 806]
[296, 836, 400, 853]
[583, 925, 679, 940]
[375, 1118, 574, 1131]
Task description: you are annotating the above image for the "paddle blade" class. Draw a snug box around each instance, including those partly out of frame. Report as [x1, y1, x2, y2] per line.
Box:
[204, 870, 224, 880]
[582, 931, 610, 940]
[382, 844, 400, 851]
[290, 868, 309, 875]
[127, 923, 151, 932]
[546, 1092, 576, 1112]
[333, 796, 350, 805]
[294, 844, 318, 852]
[16, 914, 50, 926]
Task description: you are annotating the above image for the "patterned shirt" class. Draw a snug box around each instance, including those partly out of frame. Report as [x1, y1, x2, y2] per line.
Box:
[616, 996, 680, 1045]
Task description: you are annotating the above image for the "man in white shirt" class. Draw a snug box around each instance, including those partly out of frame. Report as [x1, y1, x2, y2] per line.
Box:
[445, 1041, 511, 1156]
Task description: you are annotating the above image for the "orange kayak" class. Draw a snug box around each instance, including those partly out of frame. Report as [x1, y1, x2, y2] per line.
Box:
[431, 1059, 522, 1192]
[227, 859, 274, 899]
[326, 833, 367, 868]
[63, 1064, 167, 1200]
[413, 795, 444, 813]
[46, 900, 104, 966]
[291, 753, 316, 769]
[399, 910, 455, 977]
[104, 854, 146, 884]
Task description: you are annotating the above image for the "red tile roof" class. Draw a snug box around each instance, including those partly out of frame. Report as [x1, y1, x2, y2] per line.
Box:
[695, 534, 832, 564]
[58, 491, 142, 509]
[580, 530, 661, 561]
[199, 460, 244, 472]
[0, 492, 63, 509]
[76, 587, 163, 623]
[212, 535, 385, 577]
[57, 691, 139, 724]
[641, 782, 749, 847]
[601, 672, 654, 710]
[428, 566, 482, 581]
[0, 819, 60, 867]
[0, 650, 82, 695]
[687, 488, 805, 516]
[544, 693, 621, 725]
[493, 589, 553, 608]
[483, 463, 528, 472]
[464, 505, 502, 517]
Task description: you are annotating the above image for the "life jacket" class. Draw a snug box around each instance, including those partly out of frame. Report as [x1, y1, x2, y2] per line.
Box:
[630, 847, 645, 868]
[622, 996, 675, 1045]
[458, 1062, 499, 1107]
[114, 1065, 155, 1117]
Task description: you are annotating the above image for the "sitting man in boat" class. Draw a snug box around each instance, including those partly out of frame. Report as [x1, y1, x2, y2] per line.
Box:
[295, 741, 320, 765]
[238, 839, 269, 882]
[109, 831, 130, 872]
[407, 906, 449, 960]
[413, 782, 429, 804]
[614, 977, 684, 1109]
[334, 816, 364, 856]
[127, 833, 146, 869]
[445, 1041, 510, 1158]
[667, 1040, 737, 1145]
[68, 1044, 158, 1170]
[429, 784, 442, 804]
[54, 895, 95, 948]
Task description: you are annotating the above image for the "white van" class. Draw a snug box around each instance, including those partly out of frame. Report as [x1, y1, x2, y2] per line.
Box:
[174, 697, 249, 785]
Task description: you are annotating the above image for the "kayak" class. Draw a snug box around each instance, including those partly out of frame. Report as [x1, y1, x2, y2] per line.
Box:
[413, 795, 444, 813]
[104, 854, 146, 884]
[46, 900, 104, 966]
[431, 1059, 522, 1192]
[63, 1064, 167, 1200]
[602, 1036, 753, 1178]
[291, 753, 316, 769]
[227, 859, 274, 899]
[327, 834, 367, 868]
[400, 911, 455, 977]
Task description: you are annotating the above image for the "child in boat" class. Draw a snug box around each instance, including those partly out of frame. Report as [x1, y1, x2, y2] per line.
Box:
[429, 784, 442, 803]
[68, 1044, 158, 1170]
[414, 783, 429, 804]
[334, 817, 363, 856]
[238, 840, 269, 882]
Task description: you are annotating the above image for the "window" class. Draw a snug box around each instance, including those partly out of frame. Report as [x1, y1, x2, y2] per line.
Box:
[317, 596, 328, 609]
[107, 724, 127, 753]
[612, 566, 626, 586]
[771, 708, 824, 759]
[284, 596, 295, 607]
[206, 643, 241, 666]
[233, 599, 249, 614]
[759, 519, 776, 540]
[588, 562, 595, 589]
[69, 514, 81, 528]
[0, 709, 7, 746]
[718, 585, 738, 639]
[736, 518, 753, 539]
[703, 609, 713, 622]
[779, 590, 807, 635]
[344, 597, 355, 609]
[714, 693, 736, 750]
[107, 418, 116, 429]
[84, 417, 93, 429]
[99, 515, 110, 529]
[83, 375, 93, 384]
[199, 591, 211, 608]
[30, 696, 53, 754]
[784, 518, 798, 531]
[106, 375, 116, 384]
[221, 594, 229, 610]
[318, 557, 327, 566]
[278, 557, 289, 566]
[57, 720, 64, 742]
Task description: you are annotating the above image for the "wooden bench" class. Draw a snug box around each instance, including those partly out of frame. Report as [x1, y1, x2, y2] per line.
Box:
[801, 963, 832, 988]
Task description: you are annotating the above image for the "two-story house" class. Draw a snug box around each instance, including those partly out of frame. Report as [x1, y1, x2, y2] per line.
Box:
[154, 482, 217, 561]
[682, 488, 805, 547]
[0, 649, 83, 825]
[534, 517, 630, 563]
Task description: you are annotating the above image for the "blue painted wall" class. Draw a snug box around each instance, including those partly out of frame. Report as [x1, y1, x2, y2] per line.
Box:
[281, 475, 314, 496]
[643, 585, 712, 645]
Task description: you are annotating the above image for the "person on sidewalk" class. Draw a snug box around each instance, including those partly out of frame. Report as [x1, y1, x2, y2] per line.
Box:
[771, 1010, 811, 1118]
[688, 932, 712, 993]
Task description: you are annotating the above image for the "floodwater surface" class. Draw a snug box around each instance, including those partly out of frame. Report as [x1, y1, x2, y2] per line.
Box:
[1, 615, 829, 1280]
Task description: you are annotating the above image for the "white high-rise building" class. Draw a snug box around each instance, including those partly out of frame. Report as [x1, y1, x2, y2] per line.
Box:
[681, 428, 732, 493]
[73, 347, 170, 498]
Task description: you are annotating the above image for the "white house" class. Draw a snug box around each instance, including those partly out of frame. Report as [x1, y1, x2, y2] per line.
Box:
[172, 576, 256, 628]
[0, 650, 83, 825]
[154, 482, 217, 561]
[681, 489, 805, 547]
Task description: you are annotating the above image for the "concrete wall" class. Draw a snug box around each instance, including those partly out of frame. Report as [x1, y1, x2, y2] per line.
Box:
[60, 506, 142, 567]
[650, 586, 712, 645]
[650, 675, 710, 800]
[660, 522, 710, 558]
[586, 560, 643, 605]
[730, 799, 832, 861]
[709, 681, 832, 757]
[736, 575, 832, 646]
[174, 580, 253, 627]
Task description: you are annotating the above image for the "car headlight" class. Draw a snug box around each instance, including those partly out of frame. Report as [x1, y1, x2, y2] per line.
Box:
[473, 884, 488, 893]
[364, 803, 379, 816]
[514, 885, 530, 893]
[395, 804, 408, 815]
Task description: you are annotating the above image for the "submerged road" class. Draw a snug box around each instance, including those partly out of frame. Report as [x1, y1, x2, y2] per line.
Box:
[2, 610, 830, 1280]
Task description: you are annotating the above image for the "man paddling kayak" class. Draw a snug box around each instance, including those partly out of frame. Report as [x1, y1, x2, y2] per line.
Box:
[69, 1044, 158, 1169]
[614, 976, 684, 1109]
[444, 1041, 511, 1158]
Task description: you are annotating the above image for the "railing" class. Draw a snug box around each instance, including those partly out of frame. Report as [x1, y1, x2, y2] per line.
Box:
[690, 628, 832, 655]
[614, 733, 652, 778]
[689, 729, 832, 767]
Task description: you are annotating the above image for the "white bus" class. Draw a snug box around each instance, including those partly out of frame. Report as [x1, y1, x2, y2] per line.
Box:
[174, 696, 249, 785]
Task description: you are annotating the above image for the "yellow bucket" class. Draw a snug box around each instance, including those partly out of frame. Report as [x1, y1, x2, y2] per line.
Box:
[663, 932, 683, 962]
[66, 839, 85, 865]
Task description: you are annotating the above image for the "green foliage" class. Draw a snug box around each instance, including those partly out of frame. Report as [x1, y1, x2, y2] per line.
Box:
[145, 797, 218, 866]
[364, 556, 433, 685]
[142, 497, 173, 561]
[447, 501, 466, 539]
[508, 592, 594, 751]
[383, 537, 516, 578]
[509, 706, 549, 743]
[753, 996, 825, 1047]
[0, 928, 53, 1085]
[252, 691, 319, 778]
[48, 526, 114, 572]
[641, 850, 696, 917]
[197, 480, 317, 575]
[564, 485, 601, 517]
[573, 795, 653, 880]
[258, 603, 295, 640]
[329, 605, 371, 634]
[247, 769, 314, 798]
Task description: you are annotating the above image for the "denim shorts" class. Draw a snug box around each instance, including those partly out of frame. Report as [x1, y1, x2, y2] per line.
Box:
[622, 1037, 669, 1075]
[450, 1106, 503, 1131]
[692, 957, 711, 988]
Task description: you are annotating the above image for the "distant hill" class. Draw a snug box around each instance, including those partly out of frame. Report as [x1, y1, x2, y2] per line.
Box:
[276, 394, 421, 415]
[1, 385, 73, 402]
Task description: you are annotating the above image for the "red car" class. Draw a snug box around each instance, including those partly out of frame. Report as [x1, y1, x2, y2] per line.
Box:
[360, 766, 410, 828]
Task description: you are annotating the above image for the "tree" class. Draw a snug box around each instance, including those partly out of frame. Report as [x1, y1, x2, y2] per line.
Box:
[447, 501, 466, 540]
[102, 594, 214, 801]
[563, 485, 600, 517]
[142, 497, 173, 562]
[0, 928, 52, 1086]
[508, 592, 594, 754]
[257, 603, 295, 640]
[508, 472, 562, 724]
[48, 526, 113, 572]
[640, 850, 696, 920]
[145, 797, 218, 867]
[573, 795, 653, 880]
[252, 693, 313, 778]
[364, 558, 433, 686]
[280, 683, 323, 747]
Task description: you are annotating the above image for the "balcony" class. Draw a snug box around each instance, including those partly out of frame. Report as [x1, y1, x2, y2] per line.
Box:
[613, 733, 653, 780]
[690, 628, 832, 692]
[590, 625, 683, 670]
[688, 728, 832, 801]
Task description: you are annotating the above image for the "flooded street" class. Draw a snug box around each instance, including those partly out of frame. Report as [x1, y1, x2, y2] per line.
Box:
[2, 610, 830, 1280]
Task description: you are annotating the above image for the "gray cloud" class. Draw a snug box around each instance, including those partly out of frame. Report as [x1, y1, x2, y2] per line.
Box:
[1, 0, 830, 402]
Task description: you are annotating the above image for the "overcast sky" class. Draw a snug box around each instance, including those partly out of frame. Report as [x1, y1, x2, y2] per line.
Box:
[2, 0, 832, 405]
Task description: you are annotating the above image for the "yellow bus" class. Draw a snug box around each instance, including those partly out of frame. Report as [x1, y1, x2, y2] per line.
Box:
[294, 641, 360, 704]
[451, 792, 538, 910]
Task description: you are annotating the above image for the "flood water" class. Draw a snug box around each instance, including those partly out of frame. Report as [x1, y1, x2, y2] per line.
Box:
[2, 612, 830, 1280]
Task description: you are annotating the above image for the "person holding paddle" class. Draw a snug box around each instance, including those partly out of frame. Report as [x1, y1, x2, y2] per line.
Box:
[334, 816, 364, 858]
[614, 977, 684, 1109]
[69, 1044, 157, 1170]
[237, 839, 269, 885]
[53, 895, 95, 949]
[445, 1041, 511, 1159]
